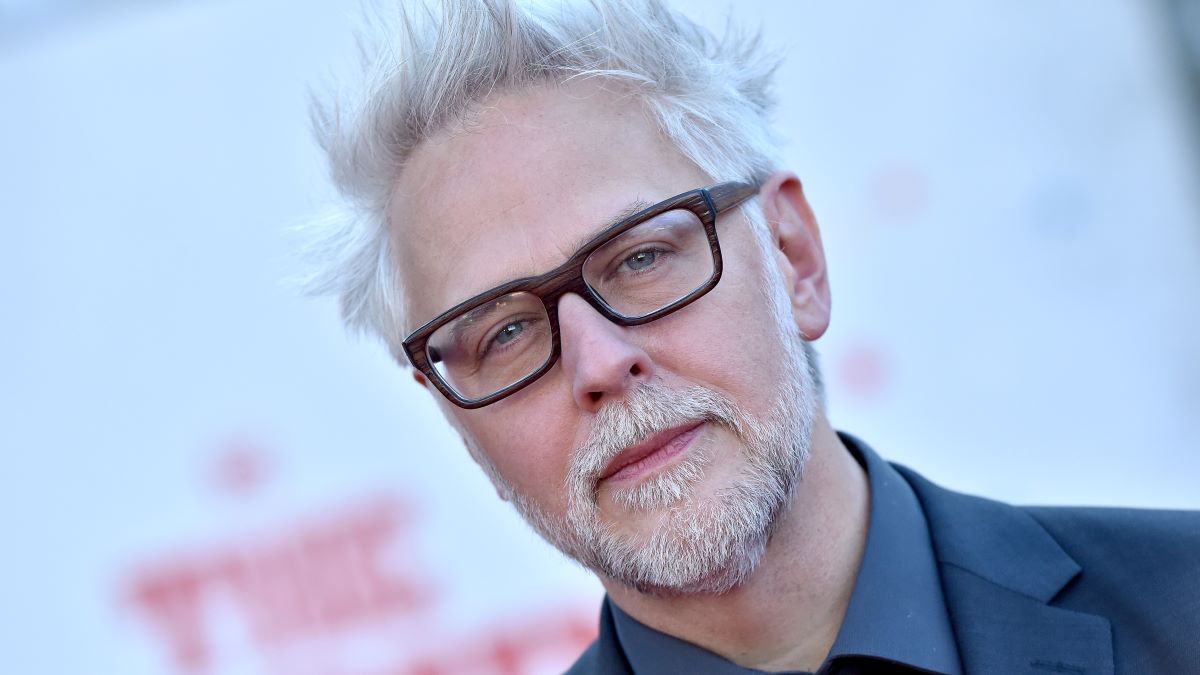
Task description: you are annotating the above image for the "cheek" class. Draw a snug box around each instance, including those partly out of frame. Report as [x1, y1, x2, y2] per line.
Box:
[647, 241, 792, 401]
[457, 382, 579, 514]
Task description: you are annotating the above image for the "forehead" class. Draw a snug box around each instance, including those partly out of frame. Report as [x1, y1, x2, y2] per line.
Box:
[390, 81, 711, 331]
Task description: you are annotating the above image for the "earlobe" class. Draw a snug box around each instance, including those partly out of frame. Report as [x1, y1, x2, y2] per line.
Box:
[758, 172, 832, 341]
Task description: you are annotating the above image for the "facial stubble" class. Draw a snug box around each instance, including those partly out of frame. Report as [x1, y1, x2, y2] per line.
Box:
[463, 224, 817, 594]
[471, 332, 815, 596]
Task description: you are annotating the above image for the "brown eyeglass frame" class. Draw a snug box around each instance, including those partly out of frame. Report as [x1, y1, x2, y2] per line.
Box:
[402, 180, 761, 409]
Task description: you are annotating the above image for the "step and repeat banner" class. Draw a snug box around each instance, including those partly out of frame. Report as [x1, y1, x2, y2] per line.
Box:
[2, 1, 1198, 674]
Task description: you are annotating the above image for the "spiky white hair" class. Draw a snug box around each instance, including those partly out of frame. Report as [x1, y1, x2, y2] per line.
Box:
[304, 0, 790, 359]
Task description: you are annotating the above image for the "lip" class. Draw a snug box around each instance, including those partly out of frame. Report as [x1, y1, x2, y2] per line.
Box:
[599, 421, 705, 484]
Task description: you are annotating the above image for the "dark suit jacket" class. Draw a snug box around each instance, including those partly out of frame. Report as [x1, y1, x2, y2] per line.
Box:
[565, 459, 1200, 674]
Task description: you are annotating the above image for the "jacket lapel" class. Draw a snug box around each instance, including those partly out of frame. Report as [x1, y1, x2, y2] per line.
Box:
[895, 464, 1114, 675]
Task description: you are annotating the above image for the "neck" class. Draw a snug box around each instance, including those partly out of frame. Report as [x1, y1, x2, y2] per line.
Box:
[602, 416, 869, 672]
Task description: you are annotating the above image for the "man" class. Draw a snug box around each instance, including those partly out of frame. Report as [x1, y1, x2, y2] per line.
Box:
[306, 1, 1200, 672]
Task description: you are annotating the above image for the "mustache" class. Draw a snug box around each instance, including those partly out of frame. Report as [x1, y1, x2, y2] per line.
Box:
[567, 381, 741, 491]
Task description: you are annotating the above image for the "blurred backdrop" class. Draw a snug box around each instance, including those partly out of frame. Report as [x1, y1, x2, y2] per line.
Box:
[1, 1, 1198, 674]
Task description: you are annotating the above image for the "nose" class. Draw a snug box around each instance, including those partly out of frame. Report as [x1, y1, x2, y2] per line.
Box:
[557, 293, 654, 412]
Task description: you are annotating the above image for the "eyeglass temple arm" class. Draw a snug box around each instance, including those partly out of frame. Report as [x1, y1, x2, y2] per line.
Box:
[706, 180, 762, 213]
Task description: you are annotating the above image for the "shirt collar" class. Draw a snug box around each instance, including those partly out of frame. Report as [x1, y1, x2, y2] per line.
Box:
[610, 433, 962, 675]
[830, 433, 961, 673]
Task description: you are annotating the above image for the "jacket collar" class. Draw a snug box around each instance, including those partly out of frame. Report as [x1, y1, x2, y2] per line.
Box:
[885, 447, 1114, 675]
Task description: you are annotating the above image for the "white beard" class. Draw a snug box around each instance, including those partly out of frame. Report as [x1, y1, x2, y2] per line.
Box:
[472, 298, 816, 596]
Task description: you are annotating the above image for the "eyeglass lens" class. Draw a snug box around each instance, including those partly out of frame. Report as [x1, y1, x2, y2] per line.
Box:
[425, 206, 714, 401]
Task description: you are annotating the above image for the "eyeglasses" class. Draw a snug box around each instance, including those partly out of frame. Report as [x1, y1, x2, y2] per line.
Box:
[402, 180, 761, 409]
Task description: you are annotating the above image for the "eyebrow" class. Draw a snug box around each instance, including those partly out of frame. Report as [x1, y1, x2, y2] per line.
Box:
[446, 298, 509, 346]
[558, 198, 653, 260]
[441, 196, 658, 326]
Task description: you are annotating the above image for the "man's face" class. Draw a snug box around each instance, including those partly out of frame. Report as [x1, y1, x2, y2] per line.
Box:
[392, 82, 817, 593]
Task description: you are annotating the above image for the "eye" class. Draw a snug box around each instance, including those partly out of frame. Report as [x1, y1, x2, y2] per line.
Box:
[621, 249, 660, 272]
[479, 319, 530, 359]
[493, 321, 524, 346]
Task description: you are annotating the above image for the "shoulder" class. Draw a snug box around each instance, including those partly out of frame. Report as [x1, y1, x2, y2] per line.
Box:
[1025, 505, 1200, 555]
[1024, 506, 1200, 670]
[1023, 505, 1200, 595]
[897, 458, 1200, 671]
[893, 460, 1200, 577]
[900, 460, 1200, 592]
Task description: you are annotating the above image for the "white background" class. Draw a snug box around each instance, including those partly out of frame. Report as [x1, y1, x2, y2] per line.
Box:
[1, 1, 1197, 673]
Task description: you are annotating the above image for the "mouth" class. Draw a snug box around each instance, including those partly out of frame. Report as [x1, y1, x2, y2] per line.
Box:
[598, 421, 706, 485]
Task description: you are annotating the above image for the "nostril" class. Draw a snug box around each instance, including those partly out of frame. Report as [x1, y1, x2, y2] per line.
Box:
[588, 391, 603, 404]
[629, 363, 642, 376]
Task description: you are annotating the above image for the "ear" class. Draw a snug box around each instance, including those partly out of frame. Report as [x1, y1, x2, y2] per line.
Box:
[758, 171, 832, 341]
[411, 369, 429, 387]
